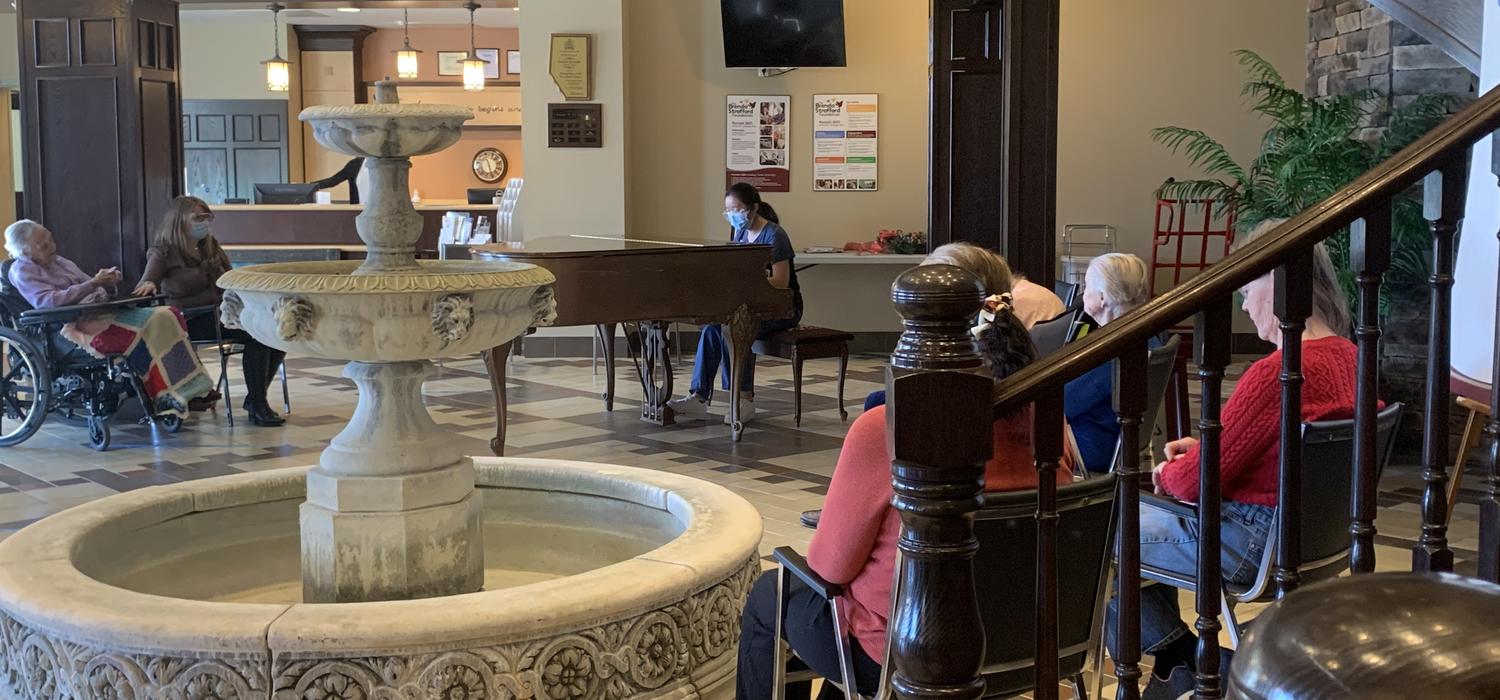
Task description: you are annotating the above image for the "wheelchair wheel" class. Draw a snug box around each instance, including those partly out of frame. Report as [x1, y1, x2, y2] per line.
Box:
[159, 414, 183, 434]
[87, 415, 110, 451]
[0, 327, 51, 447]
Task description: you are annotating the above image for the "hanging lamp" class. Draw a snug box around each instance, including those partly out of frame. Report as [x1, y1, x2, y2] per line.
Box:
[262, 3, 291, 92]
[394, 8, 422, 79]
[461, 1, 487, 92]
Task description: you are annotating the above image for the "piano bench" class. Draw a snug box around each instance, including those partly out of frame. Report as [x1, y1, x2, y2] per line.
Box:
[752, 326, 853, 427]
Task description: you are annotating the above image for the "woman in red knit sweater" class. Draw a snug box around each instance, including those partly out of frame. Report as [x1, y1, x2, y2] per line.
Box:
[1108, 219, 1359, 698]
[735, 295, 1074, 699]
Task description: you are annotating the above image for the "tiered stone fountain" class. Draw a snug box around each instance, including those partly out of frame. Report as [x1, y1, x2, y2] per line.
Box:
[0, 82, 760, 699]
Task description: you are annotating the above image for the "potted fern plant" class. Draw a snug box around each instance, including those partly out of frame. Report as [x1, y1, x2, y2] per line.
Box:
[1153, 49, 1452, 412]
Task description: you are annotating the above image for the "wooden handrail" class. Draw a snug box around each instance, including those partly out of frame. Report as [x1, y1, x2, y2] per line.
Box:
[994, 84, 1500, 417]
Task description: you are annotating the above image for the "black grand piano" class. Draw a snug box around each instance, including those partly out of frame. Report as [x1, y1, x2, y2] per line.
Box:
[472, 235, 795, 453]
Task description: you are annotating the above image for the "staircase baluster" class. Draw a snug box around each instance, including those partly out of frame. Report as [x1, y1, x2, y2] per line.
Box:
[1111, 344, 1149, 700]
[1033, 392, 1064, 700]
[1482, 140, 1500, 584]
[1414, 162, 1465, 573]
[1349, 210, 1391, 574]
[1274, 250, 1313, 595]
[1193, 298, 1232, 698]
[886, 265, 991, 700]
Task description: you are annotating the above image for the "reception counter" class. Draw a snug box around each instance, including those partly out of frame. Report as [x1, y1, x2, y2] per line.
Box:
[210, 200, 499, 250]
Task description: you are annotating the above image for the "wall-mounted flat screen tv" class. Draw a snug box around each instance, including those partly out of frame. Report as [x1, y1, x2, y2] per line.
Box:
[721, 0, 847, 68]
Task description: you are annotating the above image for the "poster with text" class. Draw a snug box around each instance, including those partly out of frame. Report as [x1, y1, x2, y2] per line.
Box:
[812, 94, 878, 191]
[726, 95, 791, 192]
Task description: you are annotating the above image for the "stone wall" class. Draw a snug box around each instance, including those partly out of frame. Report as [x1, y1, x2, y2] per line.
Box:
[1307, 0, 1476, 142]
[1308, 0, 1476, 449]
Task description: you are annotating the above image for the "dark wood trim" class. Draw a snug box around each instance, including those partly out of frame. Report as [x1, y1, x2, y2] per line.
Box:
[365, 80, 521, 88]
[929, 0, 1059, 284]
[291, 25, 375, 52]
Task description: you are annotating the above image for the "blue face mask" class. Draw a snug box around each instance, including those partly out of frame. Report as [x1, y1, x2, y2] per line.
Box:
[724, 210, 751, 232]
[189, 222, 212, 241]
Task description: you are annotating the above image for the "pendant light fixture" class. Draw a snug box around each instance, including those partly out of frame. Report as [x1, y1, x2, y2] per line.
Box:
[461, 1, 487, 92]
[262, 3, 291, 92]
[394, 8, 422, 79]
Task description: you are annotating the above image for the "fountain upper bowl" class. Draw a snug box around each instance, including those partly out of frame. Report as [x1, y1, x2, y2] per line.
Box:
[217, 259, 557, 361]
[300, 103, 474, 158]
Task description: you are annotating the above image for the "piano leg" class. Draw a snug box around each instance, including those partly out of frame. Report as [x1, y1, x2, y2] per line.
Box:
[725, 305, 756, 442]
[596, 323, 617, 411]
[484, 340, 514, 456]
[638, 321, 677, 426]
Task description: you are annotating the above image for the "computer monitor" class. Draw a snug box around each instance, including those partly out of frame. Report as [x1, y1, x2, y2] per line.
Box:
[254, 183, 319, 205]
[467, 187, 501, 204]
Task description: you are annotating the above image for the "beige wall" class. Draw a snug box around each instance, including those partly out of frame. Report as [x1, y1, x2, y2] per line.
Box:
[625, 0, 928, 248]
[362, 26, 524, 200]
[361, 26, 520, 83]
[1056, 0, 1308, 269]
[518, 0, 628, 240]
[301, 50, 357, 200]
[180, 14, 292, 100]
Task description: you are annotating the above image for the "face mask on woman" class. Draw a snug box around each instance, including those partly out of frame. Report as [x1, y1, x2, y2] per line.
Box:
[189, 222, 212, 241]
[724, 209, 751, 232]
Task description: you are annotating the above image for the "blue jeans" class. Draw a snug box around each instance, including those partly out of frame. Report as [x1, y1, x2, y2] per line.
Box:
[1106, 499, 1274, 658]
[690, 315, 800, 401]
[864, 390, 886, 411]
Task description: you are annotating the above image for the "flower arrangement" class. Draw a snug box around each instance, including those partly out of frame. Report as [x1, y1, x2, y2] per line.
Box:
[844, 229, 926, 255]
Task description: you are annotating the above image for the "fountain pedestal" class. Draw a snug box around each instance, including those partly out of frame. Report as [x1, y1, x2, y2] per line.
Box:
[302, 361, 482, 602]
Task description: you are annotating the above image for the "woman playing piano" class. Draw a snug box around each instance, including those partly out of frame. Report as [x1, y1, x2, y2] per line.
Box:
[667, 182, 802, 424]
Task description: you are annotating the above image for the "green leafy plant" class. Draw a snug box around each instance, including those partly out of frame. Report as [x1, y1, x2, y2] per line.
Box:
[1152, 49, 1452, 313]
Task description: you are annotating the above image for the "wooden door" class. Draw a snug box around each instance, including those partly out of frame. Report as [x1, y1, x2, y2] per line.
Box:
[183, 100, 288, 204]
[300, 51, 356, 201]
[930, 0, 1058, 284]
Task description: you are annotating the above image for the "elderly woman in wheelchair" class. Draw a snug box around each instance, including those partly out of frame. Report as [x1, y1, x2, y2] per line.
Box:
[0, 220, 219, 450]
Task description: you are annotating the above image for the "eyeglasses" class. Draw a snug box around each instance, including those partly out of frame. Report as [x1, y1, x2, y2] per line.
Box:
[190, 212, 215, 223]
[723, 206, 750, 214]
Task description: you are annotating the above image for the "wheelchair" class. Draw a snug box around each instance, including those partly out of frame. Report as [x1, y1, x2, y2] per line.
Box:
[0, 259, 186, 451]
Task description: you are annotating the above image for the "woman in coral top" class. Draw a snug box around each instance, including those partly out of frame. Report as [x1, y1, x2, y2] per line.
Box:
[1108, 220, 1359, 698]
[735, 294, 1074, 700]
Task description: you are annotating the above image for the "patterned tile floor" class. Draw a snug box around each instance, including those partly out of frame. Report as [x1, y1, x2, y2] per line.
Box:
[0, 351, 1488, 696]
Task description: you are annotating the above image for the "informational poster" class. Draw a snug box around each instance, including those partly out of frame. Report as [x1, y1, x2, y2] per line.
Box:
[812, 94, 879, 191]
[726, 95, 791, 192]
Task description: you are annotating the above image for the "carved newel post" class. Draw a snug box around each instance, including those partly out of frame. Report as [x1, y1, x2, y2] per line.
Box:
[885, 265, 991, 699]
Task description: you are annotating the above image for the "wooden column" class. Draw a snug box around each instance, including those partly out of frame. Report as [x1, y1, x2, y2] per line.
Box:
[1414, 162, 1465, 573]
[1349, 209, 1390, 574]
[886, 265, 991, 700]
[1193, 298, 1233, 698]
[1274, 249, 1313, 596]
[1110, 344, 1149, 700]
[1480, 139, 1500, 584]
[929, 0, 1058, 283]
[17, 0, 182, 283]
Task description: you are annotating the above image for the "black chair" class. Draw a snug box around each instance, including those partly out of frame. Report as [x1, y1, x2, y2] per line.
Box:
[1030, 308, 1088, 357]
[774, 475, 1118, 699]
[1055, 280, 1082, 309]
[0, 258, 184, 450]
[182, 305, 290, 428]
[1076, 334, 1182, 476]
[1134, 402, 1403, 647]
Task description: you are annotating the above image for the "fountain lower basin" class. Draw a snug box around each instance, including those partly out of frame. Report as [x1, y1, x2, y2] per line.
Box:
[0, 458, 761, 699]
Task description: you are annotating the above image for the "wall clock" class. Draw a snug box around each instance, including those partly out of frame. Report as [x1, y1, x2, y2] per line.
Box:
[472, 147, 509, 184]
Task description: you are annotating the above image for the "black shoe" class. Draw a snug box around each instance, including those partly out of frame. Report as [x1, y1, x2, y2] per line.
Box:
[1142, 665, 1195, 700]
[245, 401, 286, 427]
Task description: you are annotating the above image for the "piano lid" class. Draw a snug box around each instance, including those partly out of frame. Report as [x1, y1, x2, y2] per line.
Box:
[473, 234, 769, 258]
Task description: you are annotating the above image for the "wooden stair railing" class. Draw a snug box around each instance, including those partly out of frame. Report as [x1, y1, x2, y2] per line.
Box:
[884, 83, 1500, 700]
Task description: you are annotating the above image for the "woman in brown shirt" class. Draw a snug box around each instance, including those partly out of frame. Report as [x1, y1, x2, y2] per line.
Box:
[132, 196, 287, 426]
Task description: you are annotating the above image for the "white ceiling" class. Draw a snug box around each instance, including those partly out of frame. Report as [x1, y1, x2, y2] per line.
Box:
[179, 3, 520, 29]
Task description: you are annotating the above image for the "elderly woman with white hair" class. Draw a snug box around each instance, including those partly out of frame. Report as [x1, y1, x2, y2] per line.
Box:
[1065, 253, 1155, 473]
[4, 219, 219, 415]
